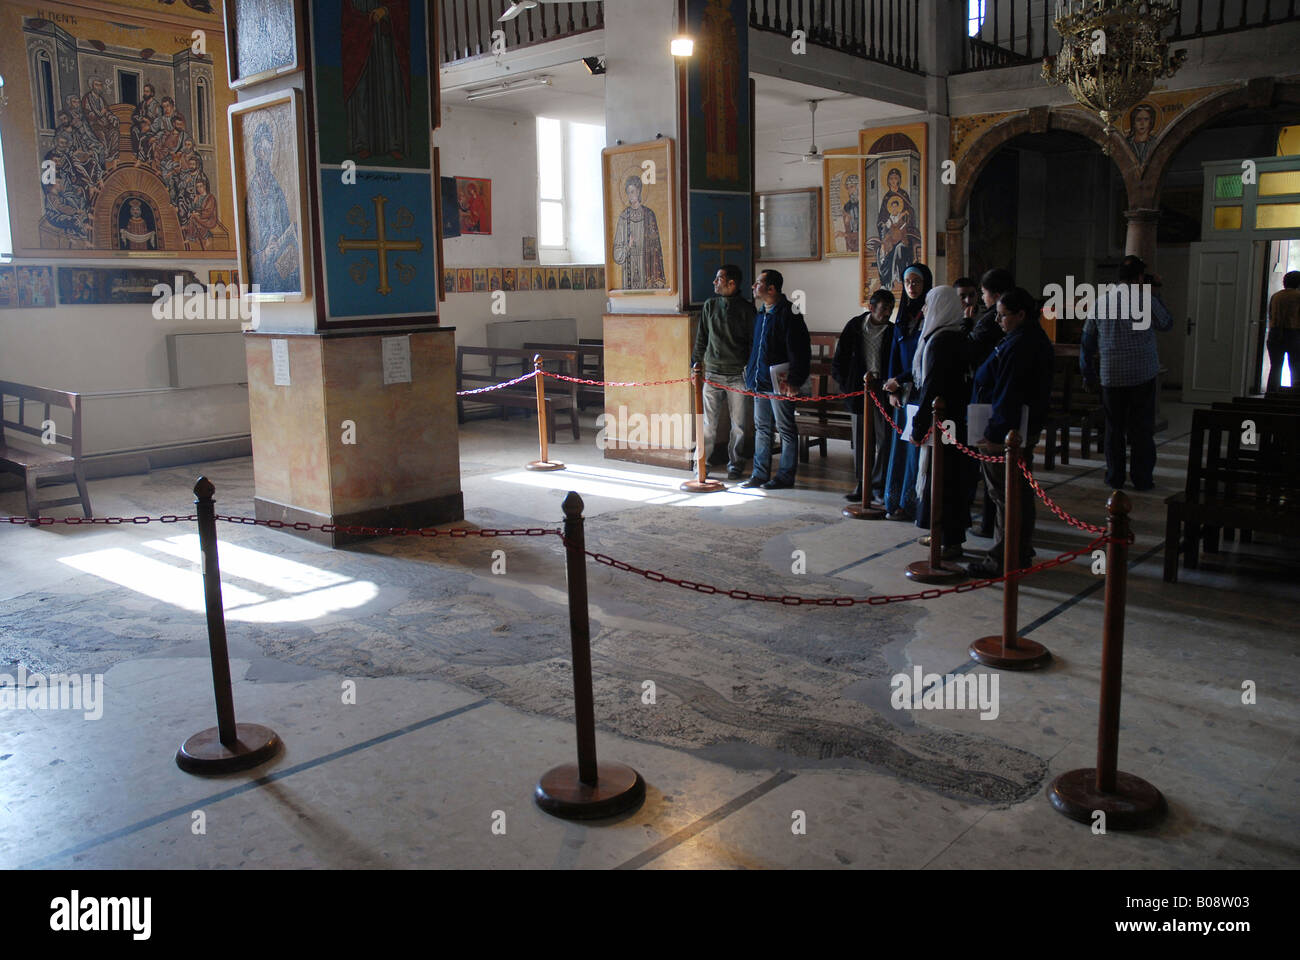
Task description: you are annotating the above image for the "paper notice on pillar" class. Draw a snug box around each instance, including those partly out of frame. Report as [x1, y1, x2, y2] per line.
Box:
[271, 339, 291, 386]
[382, 336, 412, 385]
[966, 404, 1029, 445]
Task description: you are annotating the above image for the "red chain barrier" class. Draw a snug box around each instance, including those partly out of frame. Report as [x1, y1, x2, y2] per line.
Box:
[2, 514, 197, 525]
[575, 534, 1116, 605]
[540, 370, 694, 388]
[703, 377, 866, 403]
[456, 370, 539, 396]
[1016, 458, 1111, 536]
[1, 513, 560, 538]
[864, 383, 936, 444]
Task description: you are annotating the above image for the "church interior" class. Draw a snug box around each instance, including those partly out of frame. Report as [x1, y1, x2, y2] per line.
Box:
[0, 0, 1298, 873]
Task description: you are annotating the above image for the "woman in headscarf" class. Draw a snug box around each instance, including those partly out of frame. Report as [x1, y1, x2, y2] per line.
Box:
[908, 286, 972, 559]
[881, 263, 932, 519]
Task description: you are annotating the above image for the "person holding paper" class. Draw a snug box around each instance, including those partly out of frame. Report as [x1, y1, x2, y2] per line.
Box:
[966, 287, 1055, 578]
[741, 270, 811, 490]
[908, 286, 971, 560]
[881, 263, 932, 519]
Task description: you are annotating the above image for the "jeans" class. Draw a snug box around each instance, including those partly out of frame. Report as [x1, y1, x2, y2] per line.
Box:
[1101, 377, 1158, 489]
[980, 432, 1040, 569]
[752, 390, 800, 484]
[884, 434, 919, 516]
[701, 372, 752, 473]
[1266, 328, 1300, 393]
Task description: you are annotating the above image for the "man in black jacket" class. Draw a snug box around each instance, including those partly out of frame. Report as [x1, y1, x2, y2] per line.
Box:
[832, 288, 894, 501]
[741, 269, 811, 490]
[964, 267, 1013, 534]
[693, 264, 756, 479]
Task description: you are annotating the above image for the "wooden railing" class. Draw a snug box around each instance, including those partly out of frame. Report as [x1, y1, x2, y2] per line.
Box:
[440, 0, 604, 64]
[959, 0, 1300, 73]
[748, 0, 923, 73]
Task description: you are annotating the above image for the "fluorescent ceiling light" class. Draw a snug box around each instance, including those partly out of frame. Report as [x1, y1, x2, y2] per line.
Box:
[465, 76, 553, 102]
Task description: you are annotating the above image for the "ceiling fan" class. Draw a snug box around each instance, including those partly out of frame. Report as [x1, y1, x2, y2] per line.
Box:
[500, 0, 569, 20]
[772, 100, 885, 164]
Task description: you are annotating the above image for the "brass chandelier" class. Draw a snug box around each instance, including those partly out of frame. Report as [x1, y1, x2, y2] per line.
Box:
[1043, 0, 1187, 152]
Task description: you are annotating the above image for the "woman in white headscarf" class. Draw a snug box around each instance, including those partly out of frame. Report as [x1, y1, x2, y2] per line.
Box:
[908, 285, 972, 560]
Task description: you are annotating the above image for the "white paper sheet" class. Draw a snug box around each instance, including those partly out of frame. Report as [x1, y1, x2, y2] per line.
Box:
[967, 403, 1029, 446]
[382, 335, 412, 385]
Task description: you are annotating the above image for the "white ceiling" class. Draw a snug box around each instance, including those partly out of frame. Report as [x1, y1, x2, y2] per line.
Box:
[446, 60, 606, 125]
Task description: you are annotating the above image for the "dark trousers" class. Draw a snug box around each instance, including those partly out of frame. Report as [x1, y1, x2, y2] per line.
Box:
[1266, 328, 1300, 393]
[981, 433, 1039, 569]
[850, 391, 890, 498]
[916, 438, 970, 546]
[1101, 377, 1158, 489]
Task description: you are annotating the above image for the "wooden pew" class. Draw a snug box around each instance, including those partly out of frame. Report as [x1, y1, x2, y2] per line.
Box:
[1163, 406, 1300, 582]
[456, 346, 582, 442]
[524, 341, 604, 411]
[0, 381, 93, 521]
[795, 360, 853, 462]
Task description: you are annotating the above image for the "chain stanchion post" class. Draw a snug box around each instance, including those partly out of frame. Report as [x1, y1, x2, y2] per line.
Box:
[681, 363, 726, 493]
[969, 431, 1052, 670]
[535, 492, 646, 819]
[906, 397, 965, 582]
[844, 372, 886, 520]
[176, 477, 282, 774]
[1049, 492, 1166, 829]
[526, 354, 565, 472]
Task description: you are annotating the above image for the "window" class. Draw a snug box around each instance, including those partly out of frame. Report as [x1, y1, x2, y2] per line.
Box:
[0, 117, 12, 261]
[34, 51, 56, 131]
[968, 0, 986, 37]
[537, 116, 565, 250]
[195, 77, 211, 145]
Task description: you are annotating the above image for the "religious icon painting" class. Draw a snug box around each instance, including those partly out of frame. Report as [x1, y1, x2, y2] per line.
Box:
[545, 268, 559, 290]
[596, 266, 605, 288]
[14, 265, 55, 307]
[440, 178, 462, 238]
[225, 0, 305, 90]
[516, 268, 532, 291]
[601, 139, 678, 297]
[684, 0, 750, 195]
[309, 0, 432, 170]
[443, 269, 456, 294]
[230, 89, 312, 303]
[859, 122, 927, 305]
[472, 268, 487, 292]
[522, 236, 537, 261]
[688, 192, 752, 305]
[571, 269, 585, 291]
[209, 269, 242, 298]
[532, 268, 545, 291]
[0, 267, 17, 308]
[502, 268, 516, 291]
[1, 3, 238, 260]
[488, 268, 502, 291]
[824, 148, 862, 259]
[456, 269, 473, 292]
[585, 267, 598, 289]
[558, 268, 573, 290]
[58, 267, 102, 304]
[455, 178, 492, 235]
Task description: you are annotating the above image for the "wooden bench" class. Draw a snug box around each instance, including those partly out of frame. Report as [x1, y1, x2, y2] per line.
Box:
[1, 381, 93, 521]
[524, 341, 604, 411]
[795, 361, 853, 462]
[1163, 406, 1300, 582]
[456, 346, 581, 442]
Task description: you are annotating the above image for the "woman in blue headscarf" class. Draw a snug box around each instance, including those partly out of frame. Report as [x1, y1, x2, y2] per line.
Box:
[881, 263, 932, 519]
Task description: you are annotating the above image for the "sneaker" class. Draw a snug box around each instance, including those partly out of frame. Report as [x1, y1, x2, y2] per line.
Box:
[918, 535, 932, 547]
[886, 510, 912, 522]
[762, 478, 794, 490]
[740, 477, 766, 488]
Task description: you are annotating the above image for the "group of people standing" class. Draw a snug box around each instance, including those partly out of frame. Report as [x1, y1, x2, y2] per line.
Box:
[693, 263, 1063, 577]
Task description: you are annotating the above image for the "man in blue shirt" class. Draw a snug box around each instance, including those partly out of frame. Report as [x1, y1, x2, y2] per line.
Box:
[741, 269, 811, 490]
[1080, 255, 1174, 490]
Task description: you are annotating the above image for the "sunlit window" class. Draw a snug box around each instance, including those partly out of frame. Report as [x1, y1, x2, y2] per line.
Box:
[968, 0, 986, 36]
[537, 116, 564, 248]
[0, 116, 11, 262]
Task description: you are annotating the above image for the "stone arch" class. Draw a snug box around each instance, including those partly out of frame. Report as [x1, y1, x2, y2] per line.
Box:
[1140, 77, 1300, 203]
[946, 105, 1142, 281]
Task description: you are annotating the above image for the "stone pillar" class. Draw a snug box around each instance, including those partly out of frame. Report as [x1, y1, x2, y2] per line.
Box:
[1124, 208, 1161, 270]
[945, 217, 968, 284]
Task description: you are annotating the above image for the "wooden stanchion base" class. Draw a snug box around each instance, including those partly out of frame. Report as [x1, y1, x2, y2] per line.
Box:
[969, 635, 1052, 670]
[535, 761, 646, 820]
[680, 478, 726, 492]
[1047, 768, 1167, 830]
[176, 723, 281, 775]
[526, 460, 566, 471]
[842, 503, 887, 520]
[905, 560, 966, 583]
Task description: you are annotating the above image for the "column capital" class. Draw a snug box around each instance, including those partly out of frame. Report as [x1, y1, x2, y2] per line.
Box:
[946, 217, 968, 231]
[1122, 208, 1161, 224]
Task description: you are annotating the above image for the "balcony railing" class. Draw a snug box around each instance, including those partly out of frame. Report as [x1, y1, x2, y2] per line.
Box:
[959, 0, 1300, 73]
[749, 0, 923, 73]
[440, 0, 604, 65]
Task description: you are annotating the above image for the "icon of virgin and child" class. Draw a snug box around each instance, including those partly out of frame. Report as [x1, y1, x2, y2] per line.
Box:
[612, 174, 667, 290]
[865, 165, 922, 292]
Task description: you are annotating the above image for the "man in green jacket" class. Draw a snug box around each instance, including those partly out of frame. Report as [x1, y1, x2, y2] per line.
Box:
[693, 264, 756, 479]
